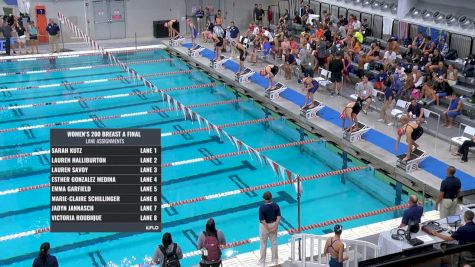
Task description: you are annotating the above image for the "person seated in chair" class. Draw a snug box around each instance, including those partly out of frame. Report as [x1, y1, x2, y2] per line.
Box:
[395, 115, 424, 162]
[443, 93, 463, 128]
[453, 134, 475, 163]
[428, 210, 475, 245]
[406, 98, 425, 123]
[355, 75, 373, 114]
[282, 50, 297, 80]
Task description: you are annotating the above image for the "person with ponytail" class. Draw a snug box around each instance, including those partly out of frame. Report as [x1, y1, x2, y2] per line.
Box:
[32, 242, 58, 267]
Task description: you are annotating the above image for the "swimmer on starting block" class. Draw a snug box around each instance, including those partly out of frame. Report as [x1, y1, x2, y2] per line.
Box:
[260, 65, 279, 90]
[165, 19, 179, 39]
[340, 97, 364, 133]
[233, 37, 249, 75]
[187, 18, 199, 49]
[300, 76, 319, 109]
[395, 114, 424, 162]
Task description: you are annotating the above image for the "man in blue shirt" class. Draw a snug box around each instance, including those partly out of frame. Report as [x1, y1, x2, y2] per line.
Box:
[399, 195, 423, 228]
[436, 166, 461, 218]
[259, 191, 281, 266]
[428, 210, 475, 245]
[46, 19, 60, 53]
[228, 21, 239, 58]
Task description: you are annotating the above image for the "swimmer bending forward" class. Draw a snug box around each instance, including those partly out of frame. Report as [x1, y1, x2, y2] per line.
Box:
[340, 98, 364, 133]
[395, 115, 424, 162]
[260, 65, 279, 90]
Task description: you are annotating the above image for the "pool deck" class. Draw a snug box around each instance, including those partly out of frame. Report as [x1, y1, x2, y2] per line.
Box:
[164, 39, 475, 198]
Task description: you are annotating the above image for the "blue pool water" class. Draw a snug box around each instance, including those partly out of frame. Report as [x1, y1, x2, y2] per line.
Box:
[0, 49, 422, 266]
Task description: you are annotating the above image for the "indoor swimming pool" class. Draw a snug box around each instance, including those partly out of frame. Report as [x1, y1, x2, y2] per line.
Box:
[0, 49, 428, 266]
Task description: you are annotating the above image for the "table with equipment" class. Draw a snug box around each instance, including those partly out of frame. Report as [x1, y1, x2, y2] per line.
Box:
[378, 216, 461, 256]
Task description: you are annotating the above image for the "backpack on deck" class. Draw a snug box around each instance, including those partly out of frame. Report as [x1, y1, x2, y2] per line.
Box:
[159, 244, 181, 267]
[445, 49, 458, 60]
[202, 232, 221, 263]
[464, 56, 475, 78]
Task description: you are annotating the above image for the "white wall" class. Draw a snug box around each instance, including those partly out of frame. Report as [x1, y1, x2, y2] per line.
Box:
[1, 0, 187, 41]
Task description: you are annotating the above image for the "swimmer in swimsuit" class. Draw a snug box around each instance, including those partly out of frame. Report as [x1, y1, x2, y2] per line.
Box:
[187, 18, 198, 49]
[233, 38, 249, 75]
[260, 65, 279, 90]
[324, 225, 348, 267]
[165, 19, 179, 38]
[340, 98, 364, 133]
[301, 77, 319, 109]
[395, 114, 424, 162]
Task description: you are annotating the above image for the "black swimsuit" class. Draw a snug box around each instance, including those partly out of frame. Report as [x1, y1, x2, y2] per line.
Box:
[407, 124, 424, 141]
[351, 100, 363, 115]
[270, 65, 279, 76]
[238, 46, 247, 61]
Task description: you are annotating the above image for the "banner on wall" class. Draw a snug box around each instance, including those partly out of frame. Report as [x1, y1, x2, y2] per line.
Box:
[418, 26, 447, 43]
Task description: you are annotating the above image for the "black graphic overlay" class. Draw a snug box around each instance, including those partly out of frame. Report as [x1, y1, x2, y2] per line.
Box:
[50, 129, 161, 232]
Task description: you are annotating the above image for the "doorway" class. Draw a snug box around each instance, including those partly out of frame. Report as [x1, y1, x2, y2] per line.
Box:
[92, 0, 126, 40]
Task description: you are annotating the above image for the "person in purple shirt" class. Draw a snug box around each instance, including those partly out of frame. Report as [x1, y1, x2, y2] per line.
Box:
[32, 242, 59, 267]
[259, 191, 281, 266]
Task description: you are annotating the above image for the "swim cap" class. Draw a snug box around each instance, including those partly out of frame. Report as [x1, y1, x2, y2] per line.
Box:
[334, 225, 343, 233]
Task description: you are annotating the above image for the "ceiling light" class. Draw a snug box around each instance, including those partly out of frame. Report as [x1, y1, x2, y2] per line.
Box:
[422, 11, 433, 21]
[354, 0, 362, 4]
[459, 16, 473, 29]
[381, 2, 389, 11]
[390, 4, 397, 14]
[362, 0, 372, 7]
[433, 12, 445, 23]
[411, 9, 421, 18]
[372, 1, 381, 9]
[446, 14, 458, 26]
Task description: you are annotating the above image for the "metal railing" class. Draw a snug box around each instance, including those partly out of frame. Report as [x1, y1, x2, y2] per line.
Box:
[284, 233, 379, 267]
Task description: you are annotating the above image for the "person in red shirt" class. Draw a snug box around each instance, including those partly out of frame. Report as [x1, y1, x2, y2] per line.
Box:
[267, 6, 273, 26]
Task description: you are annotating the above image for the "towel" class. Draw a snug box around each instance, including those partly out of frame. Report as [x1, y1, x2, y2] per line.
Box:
[383, 17, 394, 35]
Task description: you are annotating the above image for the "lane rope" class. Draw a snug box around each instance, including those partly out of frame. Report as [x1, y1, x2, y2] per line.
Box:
[0, 82, 216, 111]
[0, 47, 158, 63]
[0, 98, 245, 134]
[0, 58, 173, 77]
[0, 70, 193, 93]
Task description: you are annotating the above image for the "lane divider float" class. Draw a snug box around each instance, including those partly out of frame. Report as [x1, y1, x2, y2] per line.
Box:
[0, 98, 244, 134]
[0, 58, 172, 77]
[0, 69, 193, 93]
[0, 82, 216, 111]
[0, 47, 158, 63]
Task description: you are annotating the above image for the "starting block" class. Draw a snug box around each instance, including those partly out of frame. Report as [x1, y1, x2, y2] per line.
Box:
[235, 68, 255, 83]
[265, 82, 287, 101]
[188, 45, 205, 57]
[343, 122, 371, 143]
[210, 56, 229, 70]
[300, 101, 324, 119]
[396, 148, 429, 173]
[169, 35, 185, 47]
